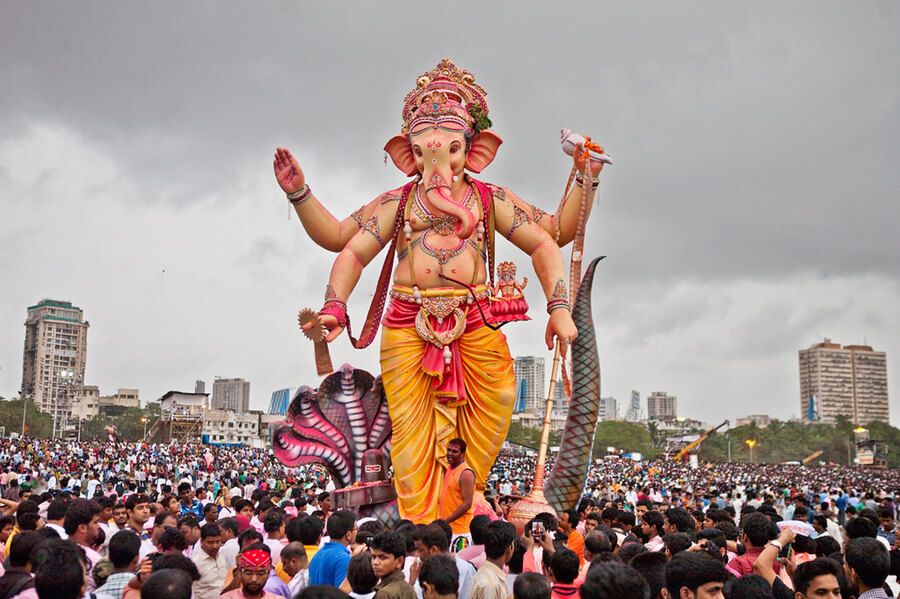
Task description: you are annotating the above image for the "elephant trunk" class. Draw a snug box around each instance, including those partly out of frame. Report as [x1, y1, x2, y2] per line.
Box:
[423, 167, 476, 240]
[544, 257, 604, 513]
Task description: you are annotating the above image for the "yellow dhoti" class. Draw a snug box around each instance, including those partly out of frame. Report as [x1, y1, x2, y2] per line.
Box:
[380, 287, 515, 523]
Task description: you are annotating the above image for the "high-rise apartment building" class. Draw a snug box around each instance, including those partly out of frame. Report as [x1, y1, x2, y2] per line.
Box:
[553, 379, 568, 409]
[625, 390, 641, 422]
[514, 356, 545, 412]
[268, 388, 295, 415]
[647, 391, 677, 421]
[211, 377, 251, 412]
[21, 299, 89, 436]
[799, 339, 889, 425]
[599, 396, 618, 421]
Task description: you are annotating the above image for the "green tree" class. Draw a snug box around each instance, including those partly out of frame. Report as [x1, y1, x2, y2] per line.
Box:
[0, 398, 53, 438]
[593, 421, 659, 458]
[505, 421, 560, 450]
[646, 421, 661, 448]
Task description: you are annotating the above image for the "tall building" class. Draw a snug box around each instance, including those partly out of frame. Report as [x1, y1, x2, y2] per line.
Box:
[513, 356, 545, 412]
[553, 379, 568, 409]
[195, 380, 206, 394]
[21, 299, 89, 437]
[647, 391, 677, 421]
[625, 390, 641, 422]
[599, 396, 618, 421]
[514, 379, 527, 413]
[211, 377, 251, 412]
[268, 388, 295, 415]
[799, 339, 889, 425]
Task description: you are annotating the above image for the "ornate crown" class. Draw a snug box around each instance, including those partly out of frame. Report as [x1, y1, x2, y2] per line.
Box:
[497, 261, 517, 278]
[401, 58, 491, 134]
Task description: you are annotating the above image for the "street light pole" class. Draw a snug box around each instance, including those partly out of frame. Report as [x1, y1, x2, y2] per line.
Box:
[21, 392, 27, 437]
[745, 439, 758, 464]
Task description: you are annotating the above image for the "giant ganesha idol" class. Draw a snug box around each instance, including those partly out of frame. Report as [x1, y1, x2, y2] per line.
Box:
[271, 59, 606, 526]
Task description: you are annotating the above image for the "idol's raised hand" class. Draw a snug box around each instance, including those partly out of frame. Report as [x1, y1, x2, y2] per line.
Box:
[273, 147, 306, 194]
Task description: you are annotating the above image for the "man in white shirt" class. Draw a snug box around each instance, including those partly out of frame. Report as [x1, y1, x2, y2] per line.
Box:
[191, 522, 228, 599]
[263, 511, 287, 565]
[45, 499, 69, 539]
[281, 542, 310, 596]
[412, 524, 475, 599]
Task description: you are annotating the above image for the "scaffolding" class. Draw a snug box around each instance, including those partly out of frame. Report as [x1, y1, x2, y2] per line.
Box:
[153, 391, 207, 444]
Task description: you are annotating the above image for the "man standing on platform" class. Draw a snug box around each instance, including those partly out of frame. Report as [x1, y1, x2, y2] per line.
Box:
[437, 439, 475, 547]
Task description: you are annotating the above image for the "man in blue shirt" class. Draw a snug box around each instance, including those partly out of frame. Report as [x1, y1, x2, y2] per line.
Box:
[308, 509, 358, 587]
[178, 482, 203, 518]
[835, 491, 849, 526]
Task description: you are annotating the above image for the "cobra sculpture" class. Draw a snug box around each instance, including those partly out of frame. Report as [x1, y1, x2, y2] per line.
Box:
[545, 256, 603, 513]
[273, 259, 603, 523]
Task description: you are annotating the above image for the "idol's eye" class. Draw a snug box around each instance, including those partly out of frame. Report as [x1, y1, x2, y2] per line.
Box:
[450, 143, 461, 154]
[413, 148, 423, 157]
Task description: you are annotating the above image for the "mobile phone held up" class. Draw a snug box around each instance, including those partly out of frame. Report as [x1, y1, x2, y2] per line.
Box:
[778, 543, 792, 559]
[531, 521, 545, 539]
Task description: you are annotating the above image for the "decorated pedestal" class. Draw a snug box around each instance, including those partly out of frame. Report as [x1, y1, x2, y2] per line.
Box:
[331, 449, 397, 510]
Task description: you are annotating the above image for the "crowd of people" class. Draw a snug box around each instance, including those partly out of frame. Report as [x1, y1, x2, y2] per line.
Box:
[0, 435, 899, 598]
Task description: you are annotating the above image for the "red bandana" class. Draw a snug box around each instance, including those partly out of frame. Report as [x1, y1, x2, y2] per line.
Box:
[239, 549, 271, 569]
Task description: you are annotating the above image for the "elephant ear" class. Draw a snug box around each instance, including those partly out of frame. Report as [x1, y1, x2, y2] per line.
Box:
[466, 130, 503, 173]
[384, 135, 418, 177]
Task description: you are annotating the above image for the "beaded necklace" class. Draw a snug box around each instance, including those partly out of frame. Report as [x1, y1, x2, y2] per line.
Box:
[403, 182, 486, 300]
[413, 185, 474, 236]
[419, 230, 467, 265]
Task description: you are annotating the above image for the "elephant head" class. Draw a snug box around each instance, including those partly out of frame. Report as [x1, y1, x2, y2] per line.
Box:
[384, 58, 502, 240]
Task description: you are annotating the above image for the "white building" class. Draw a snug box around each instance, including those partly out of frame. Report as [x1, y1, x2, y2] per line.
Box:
[735, 415, 771, 428]
[211, 377, 251, 412]
[70, 387, 139, 420]
[202, 409, 261, 446]
[514, 356, 545, 412]
[647, 391, 677, 421]
[625, 390, 641, 422]
[160, 391, 208, 419]
[799, 339, 889, 425]
[70, 385, 101, 420]
[21, 299, 89, 437]
[599, 396, 618, 421]
[513, 410, 568, 433]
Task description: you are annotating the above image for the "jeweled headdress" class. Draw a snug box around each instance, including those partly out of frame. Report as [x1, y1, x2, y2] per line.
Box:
[401, 58, 492, 135]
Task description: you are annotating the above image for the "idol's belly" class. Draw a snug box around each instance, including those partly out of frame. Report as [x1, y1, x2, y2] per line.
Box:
[393, 248, 487, 289]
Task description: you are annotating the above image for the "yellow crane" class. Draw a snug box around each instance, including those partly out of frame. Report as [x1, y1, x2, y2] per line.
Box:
[674, 420, 729, 461]
[802, 450, 823, 464]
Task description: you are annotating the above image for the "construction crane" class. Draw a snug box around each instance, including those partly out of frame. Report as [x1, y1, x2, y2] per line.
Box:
[802, 450, 823, 464]
[674, 420, 729, 461]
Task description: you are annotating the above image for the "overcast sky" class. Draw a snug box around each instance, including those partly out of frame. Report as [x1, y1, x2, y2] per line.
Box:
[1, 2, 898, 426]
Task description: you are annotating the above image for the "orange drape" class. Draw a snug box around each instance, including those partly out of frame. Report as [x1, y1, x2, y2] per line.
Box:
[380, 319, 515, 523]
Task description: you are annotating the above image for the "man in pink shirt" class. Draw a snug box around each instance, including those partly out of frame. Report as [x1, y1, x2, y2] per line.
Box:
[221, 547, 281, 599]
[63, 499, 102, 589]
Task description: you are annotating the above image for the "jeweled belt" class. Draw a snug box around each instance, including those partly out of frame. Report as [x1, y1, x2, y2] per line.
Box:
[391, 286, 489, 350]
